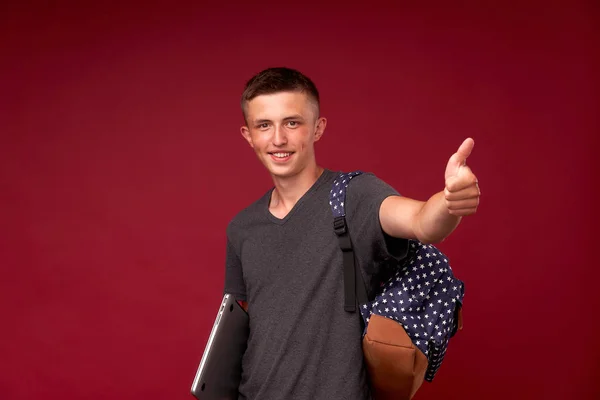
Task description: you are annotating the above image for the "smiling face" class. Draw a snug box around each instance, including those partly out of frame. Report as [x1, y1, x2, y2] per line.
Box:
[241, 91, 326, 180]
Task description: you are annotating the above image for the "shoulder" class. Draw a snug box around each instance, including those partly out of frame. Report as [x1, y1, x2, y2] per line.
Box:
[345, 171, 401, 203]
[323, 170, 400, 211]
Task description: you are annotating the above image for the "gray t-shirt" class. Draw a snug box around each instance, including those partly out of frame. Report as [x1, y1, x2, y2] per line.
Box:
[224, 169, 407, 400]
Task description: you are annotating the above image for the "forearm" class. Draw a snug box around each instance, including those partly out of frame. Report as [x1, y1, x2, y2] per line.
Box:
[381, 138, 479, 243]
[413, 191, 461, 244]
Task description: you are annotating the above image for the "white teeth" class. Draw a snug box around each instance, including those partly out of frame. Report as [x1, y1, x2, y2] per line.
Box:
[273, 153, 291, 158]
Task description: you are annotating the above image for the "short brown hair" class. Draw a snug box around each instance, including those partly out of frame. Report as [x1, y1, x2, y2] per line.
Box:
[241, 67, 320, 119]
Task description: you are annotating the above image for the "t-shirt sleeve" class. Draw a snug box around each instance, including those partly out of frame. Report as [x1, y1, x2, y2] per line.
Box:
[345, 173, 409, 264]
[223, 230, 247, 302]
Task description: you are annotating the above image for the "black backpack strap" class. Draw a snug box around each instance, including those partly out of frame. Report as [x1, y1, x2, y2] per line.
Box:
[330, 171, 369, 313]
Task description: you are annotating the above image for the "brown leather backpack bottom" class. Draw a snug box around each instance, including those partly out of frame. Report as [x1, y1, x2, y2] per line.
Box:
[362, 315, 428, 400]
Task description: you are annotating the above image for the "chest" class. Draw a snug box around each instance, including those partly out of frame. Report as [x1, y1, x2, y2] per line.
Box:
[239, 201, 341, 293]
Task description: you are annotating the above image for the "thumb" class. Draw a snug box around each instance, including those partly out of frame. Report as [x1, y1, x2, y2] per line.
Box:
[456, 138, 475, 162]
[445, 138, 475, 179]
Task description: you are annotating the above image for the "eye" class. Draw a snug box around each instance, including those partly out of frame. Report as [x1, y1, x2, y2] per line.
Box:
[258, 123, 269, 129]
[287, 121, 299, 127]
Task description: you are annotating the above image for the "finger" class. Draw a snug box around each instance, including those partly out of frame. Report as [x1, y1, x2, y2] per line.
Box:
[446, 198, 479, 211]
[444, 185, 480, 201]
[448, 207, 478, 217]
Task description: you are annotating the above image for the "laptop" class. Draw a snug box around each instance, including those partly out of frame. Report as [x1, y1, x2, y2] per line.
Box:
[190, 293, 249, 400]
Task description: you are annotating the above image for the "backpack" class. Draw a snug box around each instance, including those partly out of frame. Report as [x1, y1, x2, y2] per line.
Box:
[330, 171, 465, 400]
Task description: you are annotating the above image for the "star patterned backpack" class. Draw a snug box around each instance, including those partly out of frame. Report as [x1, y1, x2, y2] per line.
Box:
[330, 171, 465, 400]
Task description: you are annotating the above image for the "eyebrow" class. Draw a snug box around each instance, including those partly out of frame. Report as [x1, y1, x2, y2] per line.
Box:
[253, 114, 305, 125]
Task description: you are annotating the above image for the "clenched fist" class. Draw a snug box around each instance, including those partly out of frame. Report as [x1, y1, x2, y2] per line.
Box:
[444, 138, 480, 216]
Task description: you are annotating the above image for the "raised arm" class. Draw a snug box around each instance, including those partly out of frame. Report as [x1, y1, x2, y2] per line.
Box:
[379, 138, 480, 244]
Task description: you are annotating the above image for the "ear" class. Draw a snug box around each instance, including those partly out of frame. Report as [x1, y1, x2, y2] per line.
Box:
[240, 126, 254, 148]
[313, 117, 327, 142]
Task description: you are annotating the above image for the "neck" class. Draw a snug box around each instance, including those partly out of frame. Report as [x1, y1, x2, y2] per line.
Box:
[269, 164, 324, 215]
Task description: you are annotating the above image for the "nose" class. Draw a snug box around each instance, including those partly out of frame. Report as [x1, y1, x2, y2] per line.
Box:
[272, 125, 287, 147]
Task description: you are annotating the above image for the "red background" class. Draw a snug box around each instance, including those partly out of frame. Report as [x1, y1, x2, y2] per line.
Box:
[1, 1, 598, 399]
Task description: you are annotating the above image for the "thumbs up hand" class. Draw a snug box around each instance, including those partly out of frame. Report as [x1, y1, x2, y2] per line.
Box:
[444, 138, 480, 216]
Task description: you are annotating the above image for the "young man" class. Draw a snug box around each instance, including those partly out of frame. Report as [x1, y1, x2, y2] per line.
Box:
[224, 67, 480, 399]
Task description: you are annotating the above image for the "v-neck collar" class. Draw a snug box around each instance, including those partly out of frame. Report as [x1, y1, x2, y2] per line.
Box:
[264, 169, 332, 225]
